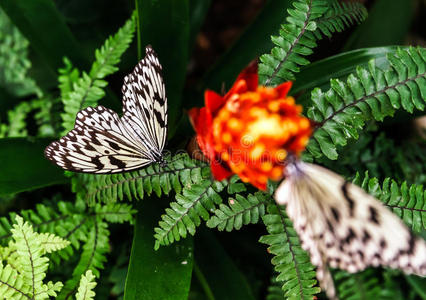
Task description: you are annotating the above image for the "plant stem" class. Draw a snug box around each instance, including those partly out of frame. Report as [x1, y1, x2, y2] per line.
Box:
[134, 0, 141, 60]
[193, 262, 215, 300]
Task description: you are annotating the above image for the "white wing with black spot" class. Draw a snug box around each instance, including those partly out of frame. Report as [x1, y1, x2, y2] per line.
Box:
[275, 162, 426, 300]
[45, 46, 167, 173]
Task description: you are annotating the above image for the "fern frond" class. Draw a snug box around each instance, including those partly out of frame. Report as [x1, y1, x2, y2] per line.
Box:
[35, 281, 63, 299]
[334, 269, 381, 300]
[154, 179, 225, 249]
[353, 172, 426, 233]
[259, 204, 320, 300]
[2, 101, 31, 137]
[81, 154, 209, 204]
[313, 0, 367, 39]
[75, 270, 97, 300]
[207, 192, 271, 231]
[58, 219, 109, 300]
[38, 233, 70, 254]
[60, 13, 135, 134]
[11, 216, 50, 296]
[7, 216, 65, 299]
[94, 203, 136, 224]
[227, 175, 247, 194]
[266, 275, 286, 300]
[58, 57, 81, 100]
[258, 0, 329, 86]
[0, 201, 125, 267]
[0, 262, 31, 300]
[0, 8, 40, 97]
[306, 47, 426, 160]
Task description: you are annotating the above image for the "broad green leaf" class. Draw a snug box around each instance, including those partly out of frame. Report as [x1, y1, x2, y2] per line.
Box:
[124, 201, 193, 300]
[194, 229, 256, 300]
[135, 0, 190, 134]
[188, 0, 211, 52]
[0, 138, 68, 196]
[292, 46, 401, 106]
[344, 0, 413, 50]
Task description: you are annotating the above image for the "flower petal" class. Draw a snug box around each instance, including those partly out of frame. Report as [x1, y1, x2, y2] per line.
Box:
[276, 81, 293, 98]
[205, 90, 225, 113]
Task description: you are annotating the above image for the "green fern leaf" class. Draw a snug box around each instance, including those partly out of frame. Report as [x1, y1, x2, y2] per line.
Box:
[82, 154, 210, 204]
[154, 179, 226, 249]
[36, 281, 63, 299]
[58, 57, 80, 100]
[75, 270, 97, 300]
[313, 0, 367, 39]
[0, 262, 31, 299]
[60, 13, 135, 134]
[11, 215, 50, 296]
[353, 172, 426, 233]
[306, 47, 426, 160]
[334, 269, 381, 300]
[266, 275, 286, 300]
[258, 0, 329, 86]
[57, 219, 109, 300]
[0, 8, 40, 97]
[259, 204, 320, 300]
[94, 203, 136, 224]
[8, 216, 65, 299]
[207, 192, 271, 231]
[38, 233, 70, 254]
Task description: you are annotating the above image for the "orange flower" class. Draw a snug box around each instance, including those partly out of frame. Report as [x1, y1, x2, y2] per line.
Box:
[189, 63, 312, 190]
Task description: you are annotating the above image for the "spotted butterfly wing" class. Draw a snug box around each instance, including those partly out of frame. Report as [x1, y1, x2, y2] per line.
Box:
[44, 46, 167, 173]
[275, 162, 426, 300]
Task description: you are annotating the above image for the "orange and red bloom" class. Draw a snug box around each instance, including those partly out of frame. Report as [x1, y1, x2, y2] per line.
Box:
[189, 63, 312, 190]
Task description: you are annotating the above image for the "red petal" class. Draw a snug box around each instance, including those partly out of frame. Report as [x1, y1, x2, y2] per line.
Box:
[205, 90, 225, 113]
[276, 81, 293, 98]
[236, 60, 258, 91]
[210, 160, 233, 181]
[188, 107, 200, 129]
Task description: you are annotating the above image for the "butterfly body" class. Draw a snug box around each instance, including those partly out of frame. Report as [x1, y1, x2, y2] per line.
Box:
[45, 46, 168, 173]
[275, 162, 426, 299]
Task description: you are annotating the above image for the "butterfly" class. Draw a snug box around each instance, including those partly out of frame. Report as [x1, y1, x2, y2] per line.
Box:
[45, 45, 168, 173]
[275, 161, 426, 300]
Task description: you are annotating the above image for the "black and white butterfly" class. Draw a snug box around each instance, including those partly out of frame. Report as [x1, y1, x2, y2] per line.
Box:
[275, 161, 426, 300]
[45, 46, 168, 173]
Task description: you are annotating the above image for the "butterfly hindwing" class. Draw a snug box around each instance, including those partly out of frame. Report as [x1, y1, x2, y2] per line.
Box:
[45, 106, 152, 173]
[275, 162, 426, 300]
[45, 46, 167, 173]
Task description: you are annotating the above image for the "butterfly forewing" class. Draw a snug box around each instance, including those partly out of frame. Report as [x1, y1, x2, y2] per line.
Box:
[45, 45, 167, 173]
[121, 46, 167, 156]
[275, 162, 426, 300]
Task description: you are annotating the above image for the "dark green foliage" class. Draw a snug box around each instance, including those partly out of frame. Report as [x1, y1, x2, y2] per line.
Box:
[306, 47, 426, 160]
[0, 8, 39, 97]
[207, 192, 271, 231]
[334, 269, 381, 300]
[57, 219, 109, 300]
[259, 204, 321, 299]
